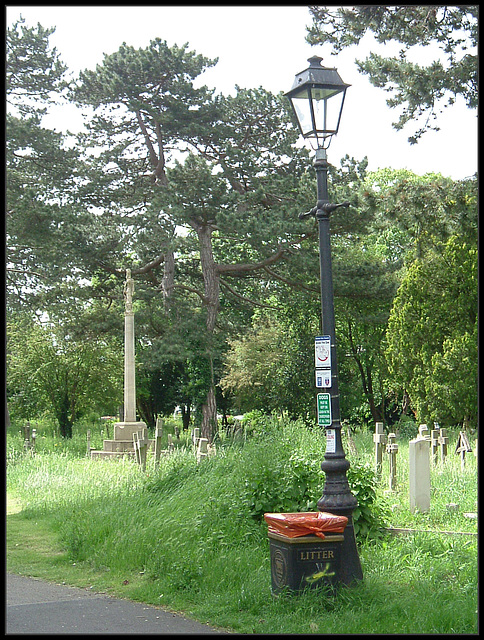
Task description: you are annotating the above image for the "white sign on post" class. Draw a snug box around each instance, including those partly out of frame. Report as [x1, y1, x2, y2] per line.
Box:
[326, 429, 336, 454]
[315, 336, 331, 368]
[316, 369, 332, 388]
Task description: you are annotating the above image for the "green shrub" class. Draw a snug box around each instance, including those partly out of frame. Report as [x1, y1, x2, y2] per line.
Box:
[347, 461, 390, 540]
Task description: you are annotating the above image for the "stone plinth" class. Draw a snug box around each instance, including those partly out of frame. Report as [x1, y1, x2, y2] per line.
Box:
[90, 420, 148, 459]
[114, 421, 147, 442]
[90, 449, 135, 460]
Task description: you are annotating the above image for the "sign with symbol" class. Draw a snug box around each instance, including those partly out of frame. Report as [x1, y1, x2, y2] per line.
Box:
[317, 393, 332, 427]
[316, 369, 331, 388]
[315, 336, 331, 368]
[326, 429, 336, 453]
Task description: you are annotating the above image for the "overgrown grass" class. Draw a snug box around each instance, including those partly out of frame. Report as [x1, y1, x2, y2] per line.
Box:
[6, 417, 478, 634]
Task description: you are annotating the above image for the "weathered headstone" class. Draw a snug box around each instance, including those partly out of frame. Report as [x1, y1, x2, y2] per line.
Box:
[133, 429, 148, 470]
[167, 433, 175, 452]
[430, 428, 440, 465]
[196, 437, 208, 463]
[418, 424, 430, 440]
[438, 428, 448, 464]
[23, 422, 31, 443]
[373, 422, 387, 479]
[154, 422, 163, 463]
[409, 437, 430, 513]
[30, 428, 37, 456]
[385, 432, 398, 491]
[455, 431, 472, 470]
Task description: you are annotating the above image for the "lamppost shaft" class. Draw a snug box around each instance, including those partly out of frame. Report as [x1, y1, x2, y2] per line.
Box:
[313, 148, 362, 584]
[314, 149, 342, 430]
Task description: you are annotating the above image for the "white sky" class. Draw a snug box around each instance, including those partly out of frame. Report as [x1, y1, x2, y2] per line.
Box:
[6, 5, 478, 180]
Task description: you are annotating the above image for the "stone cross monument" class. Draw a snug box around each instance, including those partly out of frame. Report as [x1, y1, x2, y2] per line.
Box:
[114, 268, 147, 441]
[91, 269, 148, 458]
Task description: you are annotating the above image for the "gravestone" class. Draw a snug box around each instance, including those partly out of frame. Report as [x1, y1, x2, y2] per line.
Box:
[154, 422, 163, 464]
[418, 424, 430, 440]
[430, 428, 440, 465]
[373, 422, 387, 479]
[133, 428, 148, 470]
[455, 431, 472, 470]
[386, 433, 398, 491]
[409, 436, 431, 513]
[438, 428, 448, 464]
[30, 428, 37, 456]
[167, 433, 175, 452]
[196, 437, 208, 463]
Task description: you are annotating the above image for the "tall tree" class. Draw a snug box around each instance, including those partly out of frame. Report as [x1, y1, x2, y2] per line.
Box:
[70, 42, 313, 440]
[385, 233, 477, 429]
[7, 315, 122, 437]
[306, 5, 478, 143]
[6, 17, 80, 312]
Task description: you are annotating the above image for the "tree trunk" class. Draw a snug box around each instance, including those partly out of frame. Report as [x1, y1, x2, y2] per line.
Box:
[347, 320, 382, 424]
[194, 221, 220, 441]
[181, 404, 191, 431]
[58, 392, 73, 439]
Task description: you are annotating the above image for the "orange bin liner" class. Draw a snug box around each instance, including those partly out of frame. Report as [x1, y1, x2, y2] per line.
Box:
[264, 511, 348, 540]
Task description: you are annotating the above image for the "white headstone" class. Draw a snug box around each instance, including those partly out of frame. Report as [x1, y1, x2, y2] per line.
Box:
[409, 438, 431, 513]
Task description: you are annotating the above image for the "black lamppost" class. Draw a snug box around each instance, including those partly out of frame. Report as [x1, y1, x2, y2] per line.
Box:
[285, 56, 363, 584]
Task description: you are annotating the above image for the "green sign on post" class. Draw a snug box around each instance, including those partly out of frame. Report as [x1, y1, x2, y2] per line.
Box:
[317, 393, 332, 427]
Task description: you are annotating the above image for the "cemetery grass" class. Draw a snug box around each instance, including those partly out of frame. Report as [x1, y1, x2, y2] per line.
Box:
[6, 419, 478, 634]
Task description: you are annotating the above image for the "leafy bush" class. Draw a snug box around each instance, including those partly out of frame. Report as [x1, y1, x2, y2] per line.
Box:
[234, 416, 388, 542]
[396, 414, 418, 439]
[347, 461, 389, 540]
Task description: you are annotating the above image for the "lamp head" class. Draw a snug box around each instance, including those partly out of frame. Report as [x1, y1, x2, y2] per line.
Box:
[285, 56, 349, 149]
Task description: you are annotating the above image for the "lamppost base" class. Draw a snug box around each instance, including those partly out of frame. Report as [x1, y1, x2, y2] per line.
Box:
[318, 459, 363, 585]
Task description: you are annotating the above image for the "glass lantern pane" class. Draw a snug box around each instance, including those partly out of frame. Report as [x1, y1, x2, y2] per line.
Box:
[311, 89, 345, 134]
[291, 96, 314, 136]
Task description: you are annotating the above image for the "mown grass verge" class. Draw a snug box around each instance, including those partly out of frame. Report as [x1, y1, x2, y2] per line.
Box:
[7, 417, 478, 634]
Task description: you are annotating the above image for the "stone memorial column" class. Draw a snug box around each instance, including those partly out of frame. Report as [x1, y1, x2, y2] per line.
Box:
[123, 269, 136, 423]
[113, 269, 147, 442]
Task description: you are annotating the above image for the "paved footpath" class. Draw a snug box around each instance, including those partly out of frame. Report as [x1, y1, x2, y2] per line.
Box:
[6, 573, 229, 635]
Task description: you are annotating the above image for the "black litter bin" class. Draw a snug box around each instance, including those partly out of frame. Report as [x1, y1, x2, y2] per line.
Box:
[264, 511, 348, 593]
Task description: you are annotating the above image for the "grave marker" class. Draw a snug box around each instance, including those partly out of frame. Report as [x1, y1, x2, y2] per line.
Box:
[133, 429, 148, 470]
[154, 424, 163, 463]
[167, 433, 175, 452]
[373, 422, 387, 479]
[409, 437, 430, 513]
[30, 428, 37, 456]
[438, 428, 448, 464]
[418, 424, 430, 440]
[386, 433, 398, 491]
[430, 428, 439, 465]
[197, 437, 208, 463]
[455, 431, 472, 470]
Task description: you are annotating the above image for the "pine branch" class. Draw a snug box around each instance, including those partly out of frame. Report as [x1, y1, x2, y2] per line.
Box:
[217, 244, 285, 275]
[219, 278, 279, 310]
[263, 266, 319, 293]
